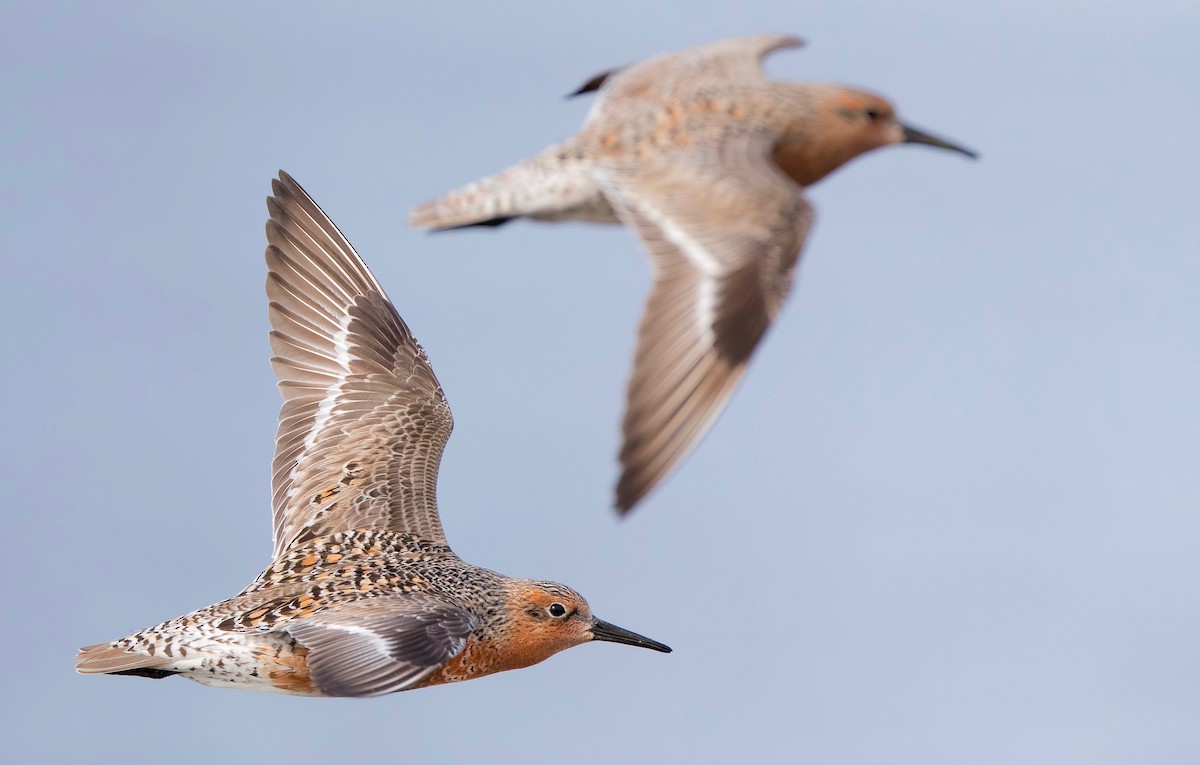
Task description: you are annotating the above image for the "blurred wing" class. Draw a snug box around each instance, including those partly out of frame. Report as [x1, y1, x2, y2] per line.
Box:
[287, 596, 477, 697]
[660, 33, 803, 80]
[599, 132, 814, 512]
[581, 34, 803, 113]
[265, 172, 453, 556]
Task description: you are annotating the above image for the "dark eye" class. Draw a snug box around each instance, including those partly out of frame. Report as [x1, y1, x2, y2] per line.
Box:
[865, 108, 882, 121]
[548, 603, 567, 618]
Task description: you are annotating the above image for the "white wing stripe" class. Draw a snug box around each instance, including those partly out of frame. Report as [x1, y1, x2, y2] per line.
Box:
[286, 309, 353, 504]
[623, 194, 722, 345]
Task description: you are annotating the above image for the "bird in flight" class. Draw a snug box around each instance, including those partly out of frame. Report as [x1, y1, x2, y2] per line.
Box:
[411, 34, 976, 514]
[76, 172, 670, 697]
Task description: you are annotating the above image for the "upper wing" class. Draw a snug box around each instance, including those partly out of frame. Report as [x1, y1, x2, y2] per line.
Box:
[286, 596, 478, 697]
[598, 132, 814, 512]
[265, 171, 453, 556]
[578, 34, 803, 111]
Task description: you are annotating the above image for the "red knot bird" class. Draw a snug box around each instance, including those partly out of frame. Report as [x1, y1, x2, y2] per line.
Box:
[410, 34, 976, 514]
[75, 172, 670, 697]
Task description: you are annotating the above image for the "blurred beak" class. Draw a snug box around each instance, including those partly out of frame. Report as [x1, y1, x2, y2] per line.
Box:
[901, 123, 978, 159]
[590, 618, 673, 653]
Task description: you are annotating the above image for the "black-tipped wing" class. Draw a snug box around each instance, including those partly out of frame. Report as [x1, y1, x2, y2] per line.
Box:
[266, 172, 453, 556]
[568, 68, 621, 97]
[287, 597, 477, 697]
[598, 133, 813, 512]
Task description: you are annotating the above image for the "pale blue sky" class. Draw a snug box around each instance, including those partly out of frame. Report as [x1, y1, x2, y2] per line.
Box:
[2, 2, 1198, 763]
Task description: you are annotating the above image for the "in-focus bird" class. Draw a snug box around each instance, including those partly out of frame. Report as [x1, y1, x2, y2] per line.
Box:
[410, 34, 976, 514]
[76, 172, 670, 697]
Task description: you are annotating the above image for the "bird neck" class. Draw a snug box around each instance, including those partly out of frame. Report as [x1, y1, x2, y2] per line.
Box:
[772, 122, 877, 187]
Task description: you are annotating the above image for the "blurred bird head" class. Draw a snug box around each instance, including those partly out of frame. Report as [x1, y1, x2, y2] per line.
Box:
[774, 84, 977, 187]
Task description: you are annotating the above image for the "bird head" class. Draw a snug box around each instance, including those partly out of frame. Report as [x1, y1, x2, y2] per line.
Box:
[774, 84, 976, 186]
[500, 580, 671, 669]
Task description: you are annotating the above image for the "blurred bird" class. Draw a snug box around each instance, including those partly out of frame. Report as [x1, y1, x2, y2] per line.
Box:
[76, 172, 670, 697]
[410, 34, 976, 514]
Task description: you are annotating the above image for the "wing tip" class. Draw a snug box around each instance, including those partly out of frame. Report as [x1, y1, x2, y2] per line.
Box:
[567, 68, 618, 98]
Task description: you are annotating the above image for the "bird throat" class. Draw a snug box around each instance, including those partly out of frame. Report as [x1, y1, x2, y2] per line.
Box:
[772, 135, 865, 188]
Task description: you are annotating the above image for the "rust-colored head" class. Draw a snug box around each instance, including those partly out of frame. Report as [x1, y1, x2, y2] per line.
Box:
[497, 580, 671, 671]
[774, 84, 976, 187]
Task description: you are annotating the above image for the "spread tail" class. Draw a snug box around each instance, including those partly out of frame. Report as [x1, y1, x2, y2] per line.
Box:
[410, 142, 610, 230]
[75, 641, 174, 678]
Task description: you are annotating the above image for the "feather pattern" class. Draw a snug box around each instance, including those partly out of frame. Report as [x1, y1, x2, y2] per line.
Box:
[266, 173, 453, 554]
[287, 597, 478, 697]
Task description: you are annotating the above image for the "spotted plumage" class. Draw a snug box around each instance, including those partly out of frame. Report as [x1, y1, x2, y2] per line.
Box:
[410, 34, 976, 514]
[76, 172, 671, 697]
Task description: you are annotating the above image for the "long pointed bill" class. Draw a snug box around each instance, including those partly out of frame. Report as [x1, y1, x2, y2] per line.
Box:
[901, 124, 978, 159]
[590, 619, 672, 653]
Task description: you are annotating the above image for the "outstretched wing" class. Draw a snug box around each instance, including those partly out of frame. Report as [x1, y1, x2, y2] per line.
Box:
[578, 34, 803, 111]
[598, 132, 814, 512]
[265, 171, 453, 556]
[287, 596, 478, 697]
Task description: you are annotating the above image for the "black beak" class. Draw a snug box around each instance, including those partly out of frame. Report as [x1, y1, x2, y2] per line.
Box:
[590, 619, 672, 653]
[901, 124, 978, 159]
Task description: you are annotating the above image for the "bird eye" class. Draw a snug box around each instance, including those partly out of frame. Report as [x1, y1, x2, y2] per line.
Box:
[548, 603, 568, 618]
[865, 108, 881, 121]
